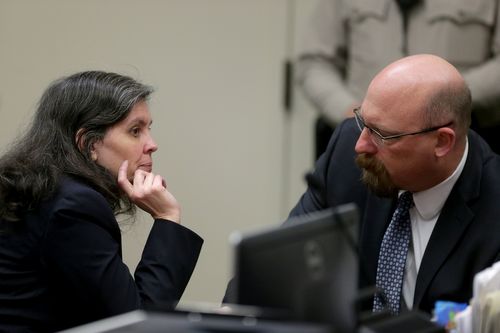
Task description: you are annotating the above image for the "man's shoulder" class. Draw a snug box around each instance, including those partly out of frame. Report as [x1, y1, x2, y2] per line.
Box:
[322, 118, 359, 160]
[468, 130, 500, 169]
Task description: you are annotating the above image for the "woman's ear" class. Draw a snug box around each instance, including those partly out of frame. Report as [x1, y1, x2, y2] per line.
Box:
[75, 128, 85, 152]
[75, 128, 98, 161]
[435, 127, 456, 157]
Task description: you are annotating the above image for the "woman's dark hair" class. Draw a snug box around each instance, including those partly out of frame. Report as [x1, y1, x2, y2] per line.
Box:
[0, 71, 153, 222]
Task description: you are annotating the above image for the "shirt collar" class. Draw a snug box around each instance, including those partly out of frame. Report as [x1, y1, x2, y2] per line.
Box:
[410, 139, 469, 220]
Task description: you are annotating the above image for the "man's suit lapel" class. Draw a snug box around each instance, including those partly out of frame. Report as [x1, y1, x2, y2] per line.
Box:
[413, 133, 482, 307]
[413, 190, 474, 306]
[360, 193, 395, 284]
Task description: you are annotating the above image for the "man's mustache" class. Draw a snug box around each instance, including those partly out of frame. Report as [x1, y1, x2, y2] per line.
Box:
[356, 153, 384, 173]
[355, 153, 398, 198]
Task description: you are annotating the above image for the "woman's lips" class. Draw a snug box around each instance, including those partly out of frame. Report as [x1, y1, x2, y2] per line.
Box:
[138, 163, 152, 172]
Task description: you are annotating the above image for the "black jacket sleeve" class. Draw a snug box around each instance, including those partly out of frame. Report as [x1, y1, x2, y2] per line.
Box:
[41, 180, 202, 329]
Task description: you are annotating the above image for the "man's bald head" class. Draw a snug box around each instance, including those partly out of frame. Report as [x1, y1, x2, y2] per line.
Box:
[366, 54, 471, 139]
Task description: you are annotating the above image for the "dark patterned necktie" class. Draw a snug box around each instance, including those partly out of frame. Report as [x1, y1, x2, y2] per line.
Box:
[373, 191, 414, 315]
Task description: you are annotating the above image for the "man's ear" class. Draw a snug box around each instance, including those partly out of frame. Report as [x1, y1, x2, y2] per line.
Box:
[435, 127, 455, 157]
[75, 128, 98, 161]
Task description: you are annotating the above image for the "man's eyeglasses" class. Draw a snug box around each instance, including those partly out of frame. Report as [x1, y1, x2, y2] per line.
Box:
[353, 107, 453, 146]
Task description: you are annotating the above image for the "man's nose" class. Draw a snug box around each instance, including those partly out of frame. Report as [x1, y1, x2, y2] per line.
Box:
[355, 129, 377, 155]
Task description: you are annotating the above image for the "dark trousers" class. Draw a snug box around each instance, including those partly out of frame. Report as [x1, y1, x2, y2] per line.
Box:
[315, 117, 335, 160]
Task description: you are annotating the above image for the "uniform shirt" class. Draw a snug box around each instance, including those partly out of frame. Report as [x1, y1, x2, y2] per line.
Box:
[297, 0, 500, 126]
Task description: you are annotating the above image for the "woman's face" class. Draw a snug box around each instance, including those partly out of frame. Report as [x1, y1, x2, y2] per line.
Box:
[92, 100, 158, 180]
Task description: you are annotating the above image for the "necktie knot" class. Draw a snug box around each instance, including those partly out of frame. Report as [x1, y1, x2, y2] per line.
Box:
[398, 191, 414, 211]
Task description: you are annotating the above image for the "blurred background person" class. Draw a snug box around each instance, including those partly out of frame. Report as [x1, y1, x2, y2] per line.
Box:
[297, 0, 500, 159]
[0, 71, 203, 332]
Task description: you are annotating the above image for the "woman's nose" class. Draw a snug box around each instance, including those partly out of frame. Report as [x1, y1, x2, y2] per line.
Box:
[145, 134, 158, 153]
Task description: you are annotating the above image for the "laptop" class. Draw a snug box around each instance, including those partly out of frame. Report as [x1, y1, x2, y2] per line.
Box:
[230, 203, 360, 333]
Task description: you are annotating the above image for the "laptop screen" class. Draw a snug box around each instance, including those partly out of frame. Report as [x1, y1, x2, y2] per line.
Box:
[231, 203, 359, 333]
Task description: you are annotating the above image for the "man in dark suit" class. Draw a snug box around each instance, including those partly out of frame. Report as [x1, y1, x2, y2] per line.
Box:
[288, 54, 500, 315]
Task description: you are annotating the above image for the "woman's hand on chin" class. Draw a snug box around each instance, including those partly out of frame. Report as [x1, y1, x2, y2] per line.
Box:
[117, 160, 181, 223]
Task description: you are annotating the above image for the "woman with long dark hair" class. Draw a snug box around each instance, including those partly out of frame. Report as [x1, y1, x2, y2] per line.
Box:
[0, 71, 203, 332]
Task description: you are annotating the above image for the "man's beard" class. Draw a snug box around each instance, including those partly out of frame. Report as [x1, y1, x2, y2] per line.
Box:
[355, 153, 399, 198]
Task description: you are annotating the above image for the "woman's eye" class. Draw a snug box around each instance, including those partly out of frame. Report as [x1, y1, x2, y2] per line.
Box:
[130, 127, 140, 137]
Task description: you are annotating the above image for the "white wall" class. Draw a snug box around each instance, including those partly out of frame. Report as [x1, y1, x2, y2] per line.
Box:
[0, 0, 319, 304]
